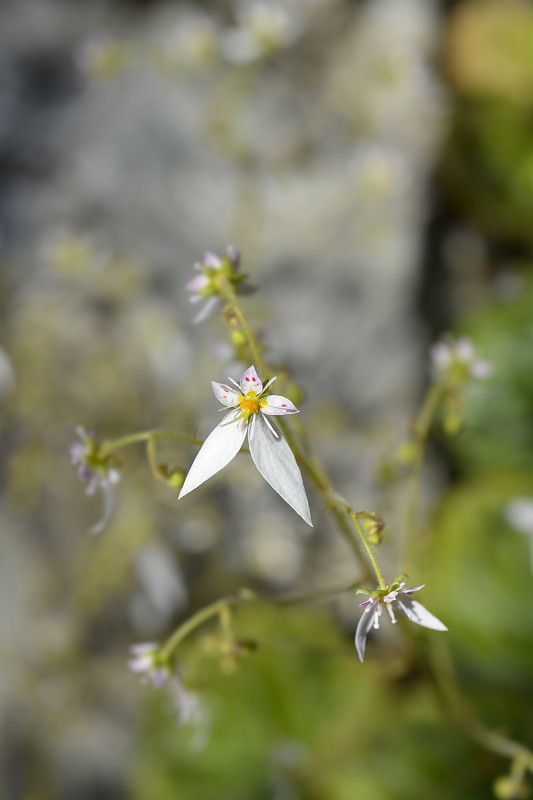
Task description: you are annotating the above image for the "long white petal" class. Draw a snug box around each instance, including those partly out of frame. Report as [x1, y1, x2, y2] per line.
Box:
[193, 296, 220, 324]
[395, 597, 448, 631]
[355, 605, 376, 662]
[90, 480, 115, 534]
[178, 410, 247, 499]
[248, 414, 312, 526]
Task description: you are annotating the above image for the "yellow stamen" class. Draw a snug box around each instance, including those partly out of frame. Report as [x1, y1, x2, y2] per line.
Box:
[239, 396, 260, 415]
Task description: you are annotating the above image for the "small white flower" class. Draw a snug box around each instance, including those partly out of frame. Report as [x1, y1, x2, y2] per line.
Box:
[505, 497, 533, 573]
[128, 642, 170, 688]
[355, 581, 447, 662]
[430, 335, 493, 383]
[179, 365, 312, 525]
[185, 247, 241, 324]
[69, 426, 120, 534]
[221, 2, 300, 64]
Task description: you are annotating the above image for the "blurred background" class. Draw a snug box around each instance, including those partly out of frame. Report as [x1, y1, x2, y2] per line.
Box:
[1, 0, 533, 797]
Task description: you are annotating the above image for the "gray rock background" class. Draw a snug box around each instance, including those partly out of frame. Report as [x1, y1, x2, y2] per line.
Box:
[0, 0, 449, 796]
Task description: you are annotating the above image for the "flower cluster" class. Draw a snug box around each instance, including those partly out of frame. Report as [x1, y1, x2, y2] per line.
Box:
[355, 579, 447, 662]
[185, 246, 244, 323]
[430, 336, 493, 385]
[129, 643, 208, 741]
[221, 2, 300, 64]
[69, 426, 120, 533]
[179, 366, 312, 526]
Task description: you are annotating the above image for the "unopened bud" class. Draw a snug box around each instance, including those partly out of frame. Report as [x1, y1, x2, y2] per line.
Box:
[231, 329, 247, 348]
[166, 467, 186, 490]
[493, 775, 529, 800]
[395, 440, 418, 466]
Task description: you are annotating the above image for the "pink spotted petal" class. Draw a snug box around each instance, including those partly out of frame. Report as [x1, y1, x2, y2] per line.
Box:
[240, 365, 263, 394]
[211, 381, 240, 407]
[261, 395, 299, 416]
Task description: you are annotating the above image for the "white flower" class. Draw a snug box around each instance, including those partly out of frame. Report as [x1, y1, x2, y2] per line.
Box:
[128, 642, 170, 688]
[355, 581, 447, 662]
[185, 247, 241, 324]
[505, 497, 533, 573]
[178, 365, 312, 526]
[430, 336, 493, 382]
[221, 2, 300, 64]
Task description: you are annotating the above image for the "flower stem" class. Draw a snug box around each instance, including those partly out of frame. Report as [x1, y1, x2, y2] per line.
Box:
[348, 511, 387, 589]
[427, 637, 533, 775]
[218, 278, 268, 378]
[160, 576, 362, 659]
[404, 381, 443, 573]
[101, 430, 203, 456]
[217, 284, 376, 573]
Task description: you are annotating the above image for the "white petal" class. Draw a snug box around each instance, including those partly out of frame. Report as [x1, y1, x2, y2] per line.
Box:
[261, 395, 299, 416]
[178, 410, 247, 499]
[90, 480, 115, 534]
[211, 381, 240, 407]
[355, 605, 376, 663]
[395, 597, 448, 631]
[248, 414, 312, 526]
[203, 251, 221, 268]
[240, 365, 263, 394]
[185, 274, 208, 293]
[193, 296, 220, 324]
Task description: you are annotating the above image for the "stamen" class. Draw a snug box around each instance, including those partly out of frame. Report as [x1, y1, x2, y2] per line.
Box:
[220, 411, 245, 428]
[227, 377, 242, 391]
[249, 412, 256, 441]
[262, 376, 277, 393]
[262, 414, 279, 438]
[386, 604, 397, 624]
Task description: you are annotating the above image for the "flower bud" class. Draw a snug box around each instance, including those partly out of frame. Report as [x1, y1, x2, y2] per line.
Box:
[493, 775, 529, 800]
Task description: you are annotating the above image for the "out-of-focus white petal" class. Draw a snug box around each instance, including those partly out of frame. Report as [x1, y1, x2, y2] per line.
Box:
[455, 338, 475, 362]
[248, 414, 312, 526]
[506, 497, 533, 535]
[261, 395, 298, 416]
[90, 480, 115, 534]
[395, 597, 447, 631]
[178, 410, 247, 499]
[240, 365, 263, 394]
[203, 251, 221, 268]
[470, 360, 493, 379]
[355, 604, 376, 662]
[211, 381, 240, 407]
[192, 296, 220, 324]
[185, 274, 208, 293]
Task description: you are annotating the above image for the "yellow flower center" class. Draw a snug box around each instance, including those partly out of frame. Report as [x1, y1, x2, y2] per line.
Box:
[238, 391, 265, 418]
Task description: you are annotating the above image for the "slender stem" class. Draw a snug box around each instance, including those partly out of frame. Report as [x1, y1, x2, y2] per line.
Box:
[404, 381, 443, 573]
[348, 512, 387, 589]
[218, 278, 268, 377]
[101, 430, 203, 456]
[428, 638, 533, 773]
[160, 576, 362, 660]
[217, 285, 369, 570]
